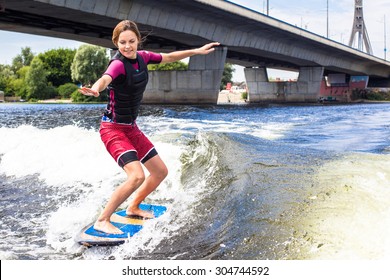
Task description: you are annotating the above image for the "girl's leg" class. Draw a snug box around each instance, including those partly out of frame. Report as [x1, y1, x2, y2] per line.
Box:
[126, 155, 168, 218]
[94, 161, 145, 234]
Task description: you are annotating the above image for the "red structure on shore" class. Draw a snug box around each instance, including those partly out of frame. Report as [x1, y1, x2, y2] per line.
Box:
[319, 74, 369, 102]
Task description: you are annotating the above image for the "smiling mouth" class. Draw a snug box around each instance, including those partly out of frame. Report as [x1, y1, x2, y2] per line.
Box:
[122, 50, 136, 58]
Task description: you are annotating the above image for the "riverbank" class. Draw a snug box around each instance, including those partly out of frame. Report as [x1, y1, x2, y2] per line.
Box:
[38, 98, 72, 103]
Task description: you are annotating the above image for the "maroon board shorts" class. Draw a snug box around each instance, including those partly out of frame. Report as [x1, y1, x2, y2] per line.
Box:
[100, 121, 157, 168]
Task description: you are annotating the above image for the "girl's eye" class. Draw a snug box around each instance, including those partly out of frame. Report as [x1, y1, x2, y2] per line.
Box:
[119, 41, 135, 45]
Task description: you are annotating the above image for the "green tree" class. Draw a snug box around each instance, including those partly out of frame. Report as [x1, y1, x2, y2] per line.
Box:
[71, 44, 109, 85]
[7, 66, 29, 98]
[58, 83, 78, 99]
[38, 48, 76, 87]
[12, 47, 34, 72]
[0, 64, 15, 95]
[25, 57, 50, 100]
[148, 61, 188, 71]
[220, 63, 234, 90]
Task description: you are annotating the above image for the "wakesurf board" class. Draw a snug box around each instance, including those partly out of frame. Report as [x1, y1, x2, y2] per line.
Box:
[75, 203, 167, 247]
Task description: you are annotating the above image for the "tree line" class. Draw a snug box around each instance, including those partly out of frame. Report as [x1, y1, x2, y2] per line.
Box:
[0, 45, 234, 102]
[0, 45, 108, 102]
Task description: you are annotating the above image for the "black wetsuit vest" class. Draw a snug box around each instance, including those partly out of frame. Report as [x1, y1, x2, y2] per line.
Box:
[104, 51, 148, 124]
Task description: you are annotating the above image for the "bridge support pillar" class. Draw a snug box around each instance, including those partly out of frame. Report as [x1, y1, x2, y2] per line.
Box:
[297, 66, 324, 101]
[244, 66, 324, 103]
[144, 47, 227, 104]
[244, 67, 274, 102]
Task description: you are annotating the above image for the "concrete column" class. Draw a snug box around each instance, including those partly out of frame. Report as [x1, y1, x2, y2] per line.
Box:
[244, 67, 279, 102]
[244, 66, 324, 103]
[297, 66, 324, 101]
[144, 47, 227, 104]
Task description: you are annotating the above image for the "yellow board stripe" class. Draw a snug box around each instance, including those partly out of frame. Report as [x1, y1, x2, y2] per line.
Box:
[110, 213, 145, 225]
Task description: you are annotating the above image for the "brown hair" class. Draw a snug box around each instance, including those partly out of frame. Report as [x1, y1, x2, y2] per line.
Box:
[112, 20, 142, 47]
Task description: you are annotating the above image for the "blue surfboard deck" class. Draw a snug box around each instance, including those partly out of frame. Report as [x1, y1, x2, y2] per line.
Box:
[75, 203, 167, 247]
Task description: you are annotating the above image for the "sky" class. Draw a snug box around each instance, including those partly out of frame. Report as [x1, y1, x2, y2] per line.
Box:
[0, 0, 388, 81]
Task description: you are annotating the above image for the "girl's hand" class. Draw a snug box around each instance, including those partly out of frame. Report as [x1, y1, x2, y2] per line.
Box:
[78, 87, 99, 97]
[197, 42, 220, 55]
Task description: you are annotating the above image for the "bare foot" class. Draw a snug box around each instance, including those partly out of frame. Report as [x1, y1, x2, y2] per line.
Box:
[126, 207, 155, 219]
[94, 220, 123, 235]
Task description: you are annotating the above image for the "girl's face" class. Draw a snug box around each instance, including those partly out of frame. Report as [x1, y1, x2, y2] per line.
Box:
[117, 30, 139, 59]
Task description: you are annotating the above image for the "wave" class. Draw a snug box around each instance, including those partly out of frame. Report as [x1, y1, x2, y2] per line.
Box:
[0, 124, 238, 259]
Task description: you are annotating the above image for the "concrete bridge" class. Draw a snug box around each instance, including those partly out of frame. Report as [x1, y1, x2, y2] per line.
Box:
[1, 0, 390, 103]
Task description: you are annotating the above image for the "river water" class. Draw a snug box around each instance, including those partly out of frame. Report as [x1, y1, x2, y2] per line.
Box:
[0, 102, 389, 260]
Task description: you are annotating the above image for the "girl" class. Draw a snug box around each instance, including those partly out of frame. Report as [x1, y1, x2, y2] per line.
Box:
[79, 20, 219, 234]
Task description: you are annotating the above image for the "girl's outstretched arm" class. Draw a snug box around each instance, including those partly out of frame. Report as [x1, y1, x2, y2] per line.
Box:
[161, 42, 220, 64]
[78, 75, 112, 97]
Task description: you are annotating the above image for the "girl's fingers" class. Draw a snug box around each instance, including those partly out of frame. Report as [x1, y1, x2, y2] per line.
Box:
[79, 87, 98, 96]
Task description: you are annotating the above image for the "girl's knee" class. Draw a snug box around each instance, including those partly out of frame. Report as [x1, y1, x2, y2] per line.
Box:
[153, 165, 168, 183]
[157, 161, 168, 178]
[127, 171, 145, 186]
[160, 165, 168, 180]
[123, 162, 145, 186]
